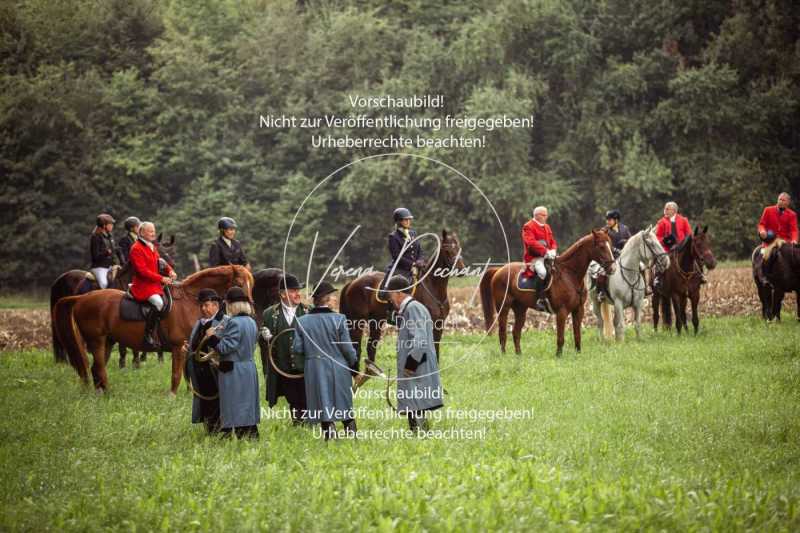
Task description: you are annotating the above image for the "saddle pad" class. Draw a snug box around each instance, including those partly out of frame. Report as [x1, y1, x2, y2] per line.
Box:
[120, 296, 149, 321]
[516, 270, 537, 292]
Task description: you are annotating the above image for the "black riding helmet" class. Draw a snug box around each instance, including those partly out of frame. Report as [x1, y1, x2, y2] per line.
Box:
[605, 209, 621, 221]
[393, 207, 413, 222]
[218, 217, 237, 231]
[124, 216, 141, 231]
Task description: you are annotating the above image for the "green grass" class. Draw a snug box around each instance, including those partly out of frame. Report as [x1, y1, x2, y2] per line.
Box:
[0, 293, 48, 309]
[1, 317, 799, 531]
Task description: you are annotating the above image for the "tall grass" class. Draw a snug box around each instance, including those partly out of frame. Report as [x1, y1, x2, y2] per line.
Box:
[1, 316, 798, 531]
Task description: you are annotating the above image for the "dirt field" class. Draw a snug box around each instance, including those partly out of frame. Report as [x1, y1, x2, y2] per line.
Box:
[1, 267, 796, 352]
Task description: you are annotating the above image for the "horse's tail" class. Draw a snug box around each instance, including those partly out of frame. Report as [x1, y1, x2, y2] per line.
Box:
[600, 301, 614, 339]
[53, 296, 90, 385]
[50, 274, 75, 364]
[480, 267, 500, 332]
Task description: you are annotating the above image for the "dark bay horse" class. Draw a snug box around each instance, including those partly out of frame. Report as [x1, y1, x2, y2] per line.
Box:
[652, 226, 716, 335]
[339, 229, 465, 368]
[49, 235, 176, 366]
[480, 229, 615, 356]
[758, 242, 800, 321]
[252, 267, 285, 326]
[53, 265, 253, 394]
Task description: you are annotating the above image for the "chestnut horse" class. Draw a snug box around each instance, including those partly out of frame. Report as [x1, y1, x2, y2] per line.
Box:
[652, 226, 716, 335]
[339, 229, 465, 368]
[480, 229, 615, 356]
[53, 265, 253, 394]
[49, 235, 177, 366]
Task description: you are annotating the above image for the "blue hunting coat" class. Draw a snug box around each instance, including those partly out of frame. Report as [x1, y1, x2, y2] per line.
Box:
[395, 298, 444, 413]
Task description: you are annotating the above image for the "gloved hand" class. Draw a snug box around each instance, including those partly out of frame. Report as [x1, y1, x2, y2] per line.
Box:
[260, 326, 273, 341]
[545, 249, 557, 260]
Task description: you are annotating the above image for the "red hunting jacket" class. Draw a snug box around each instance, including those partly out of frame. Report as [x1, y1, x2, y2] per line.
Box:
[758, 205, 798, 243]
[655, 214, 691, 252]
[129, 239, 173, 301]
[522, 219, 557, 264]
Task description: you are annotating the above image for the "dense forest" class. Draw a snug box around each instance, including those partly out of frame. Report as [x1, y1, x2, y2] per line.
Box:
[1, 0, 798, 287]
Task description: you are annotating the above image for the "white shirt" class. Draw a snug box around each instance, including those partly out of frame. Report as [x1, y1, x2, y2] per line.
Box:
[669, 215, 676, 223]
[281, 302, 297, 325]
[222, 236, 232, 247]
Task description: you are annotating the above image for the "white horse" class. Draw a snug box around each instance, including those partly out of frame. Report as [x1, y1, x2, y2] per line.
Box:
[588, 227, 670, 341]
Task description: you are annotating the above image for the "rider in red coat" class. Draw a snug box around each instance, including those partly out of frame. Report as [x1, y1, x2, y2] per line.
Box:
[522, 206, 558, 311]
[129, 221, 176, 348]
[758, 192, 798, 244]
[655, 201, 691, 252]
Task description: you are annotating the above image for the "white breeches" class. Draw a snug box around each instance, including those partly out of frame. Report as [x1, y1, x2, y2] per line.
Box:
[147, 294, 164, 311]
[533, 258, 547, 279]
[91, 267, 109, 289]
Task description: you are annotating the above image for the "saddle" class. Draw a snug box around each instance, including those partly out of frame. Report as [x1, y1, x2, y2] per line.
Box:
[517, 261, 552, 292]
[119, 287, 173, 321]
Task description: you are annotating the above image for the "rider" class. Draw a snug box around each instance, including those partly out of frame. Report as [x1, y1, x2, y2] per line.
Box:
[116, 216, 141, 265]
[129, 221, 177, 349]
[209, 217, 250, 269]
[522, 206, 557, 312]
[589, 209, 632, 300]
[89, 213, 118, 289]
[758, 192, 798, 245]
[385, 207, 425, 284]
[653, 201, 692, 291]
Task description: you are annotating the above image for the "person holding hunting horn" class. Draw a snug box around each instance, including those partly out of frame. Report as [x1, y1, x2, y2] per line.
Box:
[382, 275, 444, 432]
[260, 274, 309, 425]
[292, 281, 358, 441]
[182, 288, 224, 434]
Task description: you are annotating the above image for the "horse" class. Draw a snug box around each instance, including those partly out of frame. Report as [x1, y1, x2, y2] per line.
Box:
[652, 226, 717, 335]
[339, 229, 465, 368]
[49, 235, 177, 367]
[480, 229, 615, 356]
[252, 267, 285, 326]
[758, 241, 800, 321]
[588, 227, 669, 341]
[52, 265, 253, 394]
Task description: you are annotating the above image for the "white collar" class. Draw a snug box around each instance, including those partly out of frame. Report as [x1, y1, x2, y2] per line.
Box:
[139, 237, 154, 250]
[533, 218, 546, 227]
[669, 215, 676, 222]
[221, 236, 232, 247]
[398, 296, 413, 314]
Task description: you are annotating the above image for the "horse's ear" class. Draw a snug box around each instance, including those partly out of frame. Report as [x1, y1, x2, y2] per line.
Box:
[703, 225, 708, 234]
[157, 232, 163, 242]
[442, 228, 449, 238]
[168, 235, 175, 246]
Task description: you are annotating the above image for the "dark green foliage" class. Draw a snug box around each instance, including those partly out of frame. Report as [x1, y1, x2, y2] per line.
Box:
[1, 0, 798, 286]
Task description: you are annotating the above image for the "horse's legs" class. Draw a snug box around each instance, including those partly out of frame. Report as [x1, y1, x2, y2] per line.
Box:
[633, 302, 642, 339]
[350, 327, 363, 370]
[158, 351, 164, 363]
[662, 294, 673, 331]
[555, 309, 567, 357]
[432, 326, 443, 362]
[169, 345, 184, 395]
[366, 321, 382, 363]
[590, 294, 604, 339]
[672, 293, 685, 335]
[119, 343, 127, 369]
[772, 289, 784, 321]
[87, 336, 109, 391]
[690, 290, 700, 335]
[511, 303, 527, 355]
[571, 306, 583, 353]
[497, 305, 510, 354]
[613, 300, 625, 342]
[652, 293, 660, 330]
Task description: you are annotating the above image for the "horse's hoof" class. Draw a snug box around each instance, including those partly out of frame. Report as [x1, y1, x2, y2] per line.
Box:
[167, 390, 177, 399]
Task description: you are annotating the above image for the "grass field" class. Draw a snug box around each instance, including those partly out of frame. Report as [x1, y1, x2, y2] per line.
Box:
[1, 316, 799, 531]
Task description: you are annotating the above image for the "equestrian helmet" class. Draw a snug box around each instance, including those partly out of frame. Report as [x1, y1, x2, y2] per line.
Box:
[605, 209, 621, 220]
[312, 281, 337, 300]
[218, 217, 238, 230]
[279, 274, 304, 291]
[393, 207, 413, 222]
[124, 216, 141, 231]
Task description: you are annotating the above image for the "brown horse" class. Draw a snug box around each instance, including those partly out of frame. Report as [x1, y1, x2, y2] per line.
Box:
[339, 229, 465, 367]
[53, 265, 253, 394]
[480, 229, 615, 356]
[252, 267, 285, 326]
[49, 235, 177, 366]
[652, 226, 716, 335]
[759, 241, 800, 321]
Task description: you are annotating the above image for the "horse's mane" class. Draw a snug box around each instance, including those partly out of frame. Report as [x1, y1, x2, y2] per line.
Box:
[181, 265, 234, 286]
[556, 231, 599, 263]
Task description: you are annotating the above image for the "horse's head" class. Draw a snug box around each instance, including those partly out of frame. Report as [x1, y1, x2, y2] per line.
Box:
[590, 228, 616, 274]
[156, 234, 177, 268]
[435, 229, 465, 274]
[642, 226, 670, 273]
[692, 225, 716, 270]
[231, 265, 255, 300]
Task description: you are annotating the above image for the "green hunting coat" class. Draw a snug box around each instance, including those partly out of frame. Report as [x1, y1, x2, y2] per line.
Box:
[262, 302, 308, 407]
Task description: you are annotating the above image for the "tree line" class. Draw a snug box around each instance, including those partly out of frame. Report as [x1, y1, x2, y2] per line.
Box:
[1, 0, 798, 287]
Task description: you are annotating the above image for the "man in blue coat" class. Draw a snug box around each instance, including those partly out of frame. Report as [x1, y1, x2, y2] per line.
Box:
[183, 288, 225, 434]
[205, 286, 260, 439]
[383, 275, 444, 431]
[292, 281, 358, 440]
